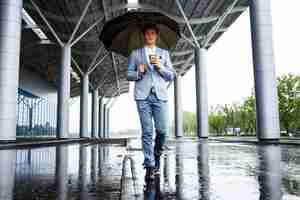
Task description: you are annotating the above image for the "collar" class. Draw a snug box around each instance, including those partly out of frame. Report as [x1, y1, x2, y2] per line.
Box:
[144, 45, 156, 50]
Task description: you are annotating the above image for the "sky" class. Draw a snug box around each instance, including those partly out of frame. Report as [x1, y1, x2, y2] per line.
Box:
[69, 0, 300, 134]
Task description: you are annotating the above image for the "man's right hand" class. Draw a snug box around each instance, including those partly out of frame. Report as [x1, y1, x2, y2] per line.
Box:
[138, 64, 147, 74]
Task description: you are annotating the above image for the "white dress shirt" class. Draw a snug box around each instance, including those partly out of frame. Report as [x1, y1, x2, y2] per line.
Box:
[144, 45, 156, 68]
[144, 46, 157, 90]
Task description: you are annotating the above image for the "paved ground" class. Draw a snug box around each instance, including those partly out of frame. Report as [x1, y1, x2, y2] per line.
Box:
[0, 137, 127, 149]
[209, 136, 300, 145]
[0, 138, 300, 199]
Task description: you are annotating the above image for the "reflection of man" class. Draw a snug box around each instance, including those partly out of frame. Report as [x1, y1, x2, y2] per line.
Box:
[127, 23, 176, 181]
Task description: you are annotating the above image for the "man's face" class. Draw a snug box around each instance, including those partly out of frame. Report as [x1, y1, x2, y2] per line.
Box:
[144, 28, 158, 45]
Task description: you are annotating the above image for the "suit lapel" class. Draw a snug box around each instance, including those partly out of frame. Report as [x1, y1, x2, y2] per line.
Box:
[156, 47, 160, 57]
[142, 47, 153, 70]
[142, 47, 147, 65]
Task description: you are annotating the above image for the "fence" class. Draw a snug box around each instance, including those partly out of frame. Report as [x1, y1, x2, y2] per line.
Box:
[16, 89, 56, 137]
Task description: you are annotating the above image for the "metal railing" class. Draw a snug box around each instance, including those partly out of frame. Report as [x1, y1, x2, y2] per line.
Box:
[16, 89, 57, 137]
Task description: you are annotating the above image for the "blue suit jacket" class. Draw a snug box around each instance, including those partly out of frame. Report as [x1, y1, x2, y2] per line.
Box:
[127, 47, 177, 101]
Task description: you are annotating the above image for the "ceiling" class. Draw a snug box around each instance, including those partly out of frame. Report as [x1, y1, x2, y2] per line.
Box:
[21, 0, 249, 98]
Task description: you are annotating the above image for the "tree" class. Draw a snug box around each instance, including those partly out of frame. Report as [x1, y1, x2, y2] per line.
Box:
[179, 74, 300, 137]
[183, 111, 196, 136]
[240, 95, 256, 134]
[208, 109, 226, 136]
[277, 74, 300, 134]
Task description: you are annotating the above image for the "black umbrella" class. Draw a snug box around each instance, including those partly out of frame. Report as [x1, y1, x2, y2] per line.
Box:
[99, 11, 181, 57]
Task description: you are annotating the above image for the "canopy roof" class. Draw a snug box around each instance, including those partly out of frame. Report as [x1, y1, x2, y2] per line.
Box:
[21, 0, 249, 98]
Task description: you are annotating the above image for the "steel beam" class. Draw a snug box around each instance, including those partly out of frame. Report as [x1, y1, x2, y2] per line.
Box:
[57, 45, 71, 138]
[80, 74, 89, 138]
[172, 50, 194, 57]
[249, 0, 280, 140]
[71, 57, 84, 76]
[87, 52, 109, 74]
[194, 48, 209, 138]
[173, 60, 187, 68]
[180, 33, 196, 48]
[111, 53, 121, 95]
[0, 0, 23, 141]
[202, 0, 239, 47]
[174, 75, 184, 137]
[179, 0, 240, 74]
[108, 3, 219, 25]
[70, 15, 104, 47]
[22, 9, 48, 41]
[29, 0, 63, 47]
[108, 97, 118, 109]
[175, 0, 200, 48]
[68, 0, 93, 44]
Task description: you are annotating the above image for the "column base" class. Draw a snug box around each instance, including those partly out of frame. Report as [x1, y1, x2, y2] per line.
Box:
[258, 138, 280, 143]
[0, 140, 16, 144]
[79, 137, 91, 139]
[56, 138, 72, 140]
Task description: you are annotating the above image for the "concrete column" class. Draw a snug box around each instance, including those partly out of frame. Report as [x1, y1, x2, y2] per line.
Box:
[80, 74, 89, 138]
[98, 97, 103, 138]
[106, 108, 110, 138]
[174, 75, 184, 137]
[194, 47, 209, 138]
[249, 0, 280, 140]
[91, 89, 99, 138]
[103, 104, 107, 138]
[0, 0, 23, 141]
[57, 45, 71, 138]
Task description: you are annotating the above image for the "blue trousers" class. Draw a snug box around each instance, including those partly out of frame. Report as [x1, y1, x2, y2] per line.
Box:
[136, 91, 168, 168]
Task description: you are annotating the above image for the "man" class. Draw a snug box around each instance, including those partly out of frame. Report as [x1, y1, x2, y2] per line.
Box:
[127, 23, 176, 181]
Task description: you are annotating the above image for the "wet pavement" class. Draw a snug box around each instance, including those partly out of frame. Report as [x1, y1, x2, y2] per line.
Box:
[0, 139, 299, 200]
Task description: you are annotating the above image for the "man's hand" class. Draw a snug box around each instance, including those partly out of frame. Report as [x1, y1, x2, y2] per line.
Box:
[138, 64, 148, 74]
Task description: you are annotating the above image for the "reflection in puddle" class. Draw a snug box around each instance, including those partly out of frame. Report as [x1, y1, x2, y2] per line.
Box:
[0, 140, 299, 199]
[0, 149, 16, 200]
[197, 141, 210, 200]
[258, 145, 282, 200]
[55, 145, 68, 200]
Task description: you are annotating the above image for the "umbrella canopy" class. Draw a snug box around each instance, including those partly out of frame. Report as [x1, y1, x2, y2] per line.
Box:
[99, 11, 181, 57]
